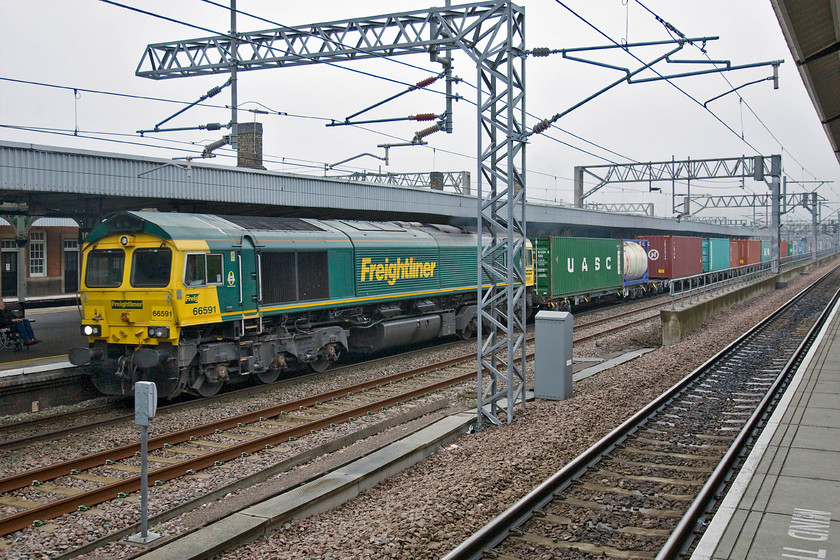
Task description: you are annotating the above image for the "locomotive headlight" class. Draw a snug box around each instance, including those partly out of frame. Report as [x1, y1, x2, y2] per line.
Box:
[82, 325, 101, 336]
[147, 326, 170, 338]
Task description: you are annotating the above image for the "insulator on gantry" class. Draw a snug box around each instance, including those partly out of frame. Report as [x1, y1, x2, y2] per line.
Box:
[414, 76, 439, 89]
[413, 124, 440, 142]
[531, 118, 552, 135]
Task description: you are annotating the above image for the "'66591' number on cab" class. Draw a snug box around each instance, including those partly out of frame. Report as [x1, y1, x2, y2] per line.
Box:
[192, 305, 216, 316]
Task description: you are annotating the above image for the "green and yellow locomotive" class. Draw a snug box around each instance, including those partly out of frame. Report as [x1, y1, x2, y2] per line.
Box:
[70, 211, 534, 399]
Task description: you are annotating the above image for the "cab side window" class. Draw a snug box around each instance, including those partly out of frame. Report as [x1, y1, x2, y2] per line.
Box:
[185, 254, 223, 286]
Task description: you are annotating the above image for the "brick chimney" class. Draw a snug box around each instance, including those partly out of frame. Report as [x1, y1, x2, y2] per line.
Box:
[237, 122, 265, 170]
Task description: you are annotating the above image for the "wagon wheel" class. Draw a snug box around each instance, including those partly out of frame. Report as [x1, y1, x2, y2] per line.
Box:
[196, 379, 224, 398]
[309, 357, 332, 373]
[256, 368, 280, 385]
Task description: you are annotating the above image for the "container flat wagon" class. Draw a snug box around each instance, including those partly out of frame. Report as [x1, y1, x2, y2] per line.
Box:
[533, 237, 623, 307]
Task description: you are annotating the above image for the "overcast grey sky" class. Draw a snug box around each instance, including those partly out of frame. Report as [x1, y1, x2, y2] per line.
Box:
[1, 0, 838, 225]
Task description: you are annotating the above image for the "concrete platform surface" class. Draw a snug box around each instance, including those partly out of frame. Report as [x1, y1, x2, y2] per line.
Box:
[691, 297, 840, 560]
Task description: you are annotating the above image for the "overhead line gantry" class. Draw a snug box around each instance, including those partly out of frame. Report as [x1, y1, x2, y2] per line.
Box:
[136, 1, 527, 427]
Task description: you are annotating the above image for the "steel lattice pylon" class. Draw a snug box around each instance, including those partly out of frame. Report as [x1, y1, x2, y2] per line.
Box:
[137, 1, 528, 427]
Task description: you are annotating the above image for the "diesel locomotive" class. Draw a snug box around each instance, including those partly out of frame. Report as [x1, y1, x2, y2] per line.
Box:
[69, 211, 534, 399]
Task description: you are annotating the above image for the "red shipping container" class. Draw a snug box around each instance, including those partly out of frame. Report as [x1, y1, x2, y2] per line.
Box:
[729, 239, 741, 268]
[642, 235, 703, 279]
[734, 239, 761, 265]
[781, 241, 789, 258]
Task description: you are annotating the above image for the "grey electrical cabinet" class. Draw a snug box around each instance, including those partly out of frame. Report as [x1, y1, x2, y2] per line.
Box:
[534, 311, 573, 400]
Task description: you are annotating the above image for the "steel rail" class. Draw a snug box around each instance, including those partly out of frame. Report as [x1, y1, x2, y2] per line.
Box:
[0, 353, 472, 495]
[0, 340, 468, 450]
[440, 264, 840, 560]
[657, 283, 840, 559]
[0, 367, 477, 536]
[0, 296, 670, 535]
[2, 300, 663, 450]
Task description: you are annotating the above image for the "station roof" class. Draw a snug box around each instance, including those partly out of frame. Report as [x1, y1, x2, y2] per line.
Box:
[0, 141, 761, 239]
[772, 0, 840, 165]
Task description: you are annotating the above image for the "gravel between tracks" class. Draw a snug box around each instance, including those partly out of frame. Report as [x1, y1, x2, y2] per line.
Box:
[214, 267, 834, 560]
[0, 265, 833, 559]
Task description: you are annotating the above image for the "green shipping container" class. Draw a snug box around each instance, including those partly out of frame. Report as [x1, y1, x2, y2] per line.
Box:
[702, 238, 731, 272]
[535, 237, 623, 298]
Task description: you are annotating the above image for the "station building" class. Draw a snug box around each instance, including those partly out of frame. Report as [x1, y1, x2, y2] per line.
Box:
[0, 218, 79, 298]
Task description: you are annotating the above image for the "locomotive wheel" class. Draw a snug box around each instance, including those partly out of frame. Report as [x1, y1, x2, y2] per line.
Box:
[196, 379, 224, 398]
[309, 358, 332, 373]
[256, 368, 280, 384]
[459, 319, 476, 340]
[91, 372, 130, 396]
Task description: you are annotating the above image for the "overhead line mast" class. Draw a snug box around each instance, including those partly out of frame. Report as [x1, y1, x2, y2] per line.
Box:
[135, 1, 528, 427]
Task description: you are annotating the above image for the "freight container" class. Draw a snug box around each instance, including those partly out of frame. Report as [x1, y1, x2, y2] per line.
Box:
[534, 237, 623, 300]
[730, 239, 742, 268]
[702, 238, 731, 272]
[642, 235, 703, 279]
[623, 240, 648, 286]
[781, 241, 790, 258]
[733, 239, 762, 265]
[760, 241, 771, 262]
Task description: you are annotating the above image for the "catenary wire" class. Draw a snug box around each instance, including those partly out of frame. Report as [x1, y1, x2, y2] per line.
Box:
[633, 0, 822, 182]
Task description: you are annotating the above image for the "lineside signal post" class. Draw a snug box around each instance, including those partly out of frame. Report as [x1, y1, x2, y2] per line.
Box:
[126, 381, 161, 545]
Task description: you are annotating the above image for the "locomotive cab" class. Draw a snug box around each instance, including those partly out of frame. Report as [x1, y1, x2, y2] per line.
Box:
[70, 232, 183, 397]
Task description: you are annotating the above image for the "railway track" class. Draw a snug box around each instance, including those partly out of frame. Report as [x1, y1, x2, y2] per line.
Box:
[1, 297, 669, 452]
[0, 354, 481, 536]
[442, 265, 840, 560]
[0, 294, 673, 544]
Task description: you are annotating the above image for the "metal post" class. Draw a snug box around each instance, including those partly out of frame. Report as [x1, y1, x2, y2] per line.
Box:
[770, 155, 781, 274]
[127, 381, 160, 545]
[229, 0, 238, 150]
[15, 239, 26, 312]
[573, 166, 584, 208]
[139, 423, 150, 538]
[811, 192, 818, 261]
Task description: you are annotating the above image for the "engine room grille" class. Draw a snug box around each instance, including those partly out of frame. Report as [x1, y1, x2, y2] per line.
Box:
[222, 215, 325, 232]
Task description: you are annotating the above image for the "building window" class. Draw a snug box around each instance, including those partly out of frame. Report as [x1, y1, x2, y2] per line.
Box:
[29, 231, 46, 277]
[1, 240, 16, 251]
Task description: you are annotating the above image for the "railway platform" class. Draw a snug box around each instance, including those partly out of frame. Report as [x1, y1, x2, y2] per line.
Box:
[0, 357, 91, 416]
[690, 296, 840, 559]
